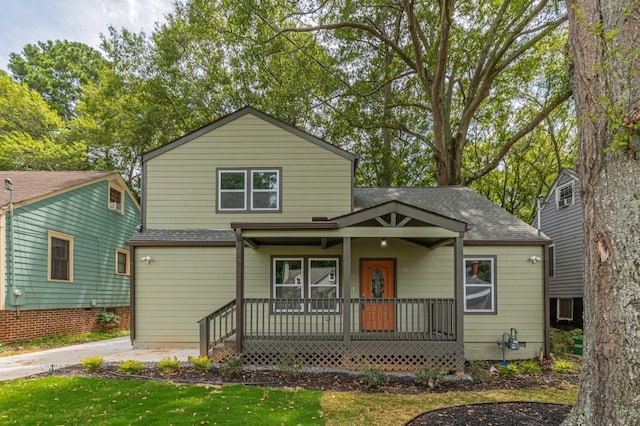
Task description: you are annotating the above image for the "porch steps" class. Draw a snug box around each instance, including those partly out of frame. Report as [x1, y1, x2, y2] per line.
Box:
[209, 334, 236, 362]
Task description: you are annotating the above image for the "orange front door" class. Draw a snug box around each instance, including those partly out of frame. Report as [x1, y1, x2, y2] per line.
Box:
[360, 259, 395, 331]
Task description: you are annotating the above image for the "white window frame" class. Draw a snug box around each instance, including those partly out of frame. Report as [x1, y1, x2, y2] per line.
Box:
[557, 298, 574, 320]
[556, 182, 574, 209]
[218, 170, 247, 211]
[463, 257, 496, 313]
[48, 230, 74, 282]
[250, 169, 280, 211]
[308, 258, 340, 312]
[217, 168, 280, 212]
[115, 248, 130, 276]
[108, 183, 124, 214]
[273, 258, 304, 312]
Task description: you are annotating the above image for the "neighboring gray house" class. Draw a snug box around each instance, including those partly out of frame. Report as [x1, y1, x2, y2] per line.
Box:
[532, 168, 583, 330]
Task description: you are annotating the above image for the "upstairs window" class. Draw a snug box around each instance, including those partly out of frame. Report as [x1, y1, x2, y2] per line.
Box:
[109, 184, 124, 213]
[217, 168, 280, 212]
[48, 231, 73, 282]
[556, 182, 574, 209]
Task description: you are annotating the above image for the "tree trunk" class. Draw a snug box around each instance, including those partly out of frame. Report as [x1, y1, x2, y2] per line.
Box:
[564, 1, 640, 425]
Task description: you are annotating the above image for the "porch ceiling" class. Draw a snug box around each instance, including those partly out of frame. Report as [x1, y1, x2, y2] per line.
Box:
[242, 232, 454, 249]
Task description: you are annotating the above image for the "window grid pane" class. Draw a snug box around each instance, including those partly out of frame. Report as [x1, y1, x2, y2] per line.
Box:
[308, 259, 339, 312]
[51, 237, 69, 280]
[273, 259, 303, 311]
[117, 252, 128, 274]
[251, 170, 279, 210]
[219, 171, 246, 210]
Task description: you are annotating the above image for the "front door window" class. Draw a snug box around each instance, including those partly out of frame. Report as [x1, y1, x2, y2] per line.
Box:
[371, 268, 384, 298]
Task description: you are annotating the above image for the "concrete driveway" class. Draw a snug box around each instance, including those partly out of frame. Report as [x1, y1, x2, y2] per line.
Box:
[0, 337, 198, 381]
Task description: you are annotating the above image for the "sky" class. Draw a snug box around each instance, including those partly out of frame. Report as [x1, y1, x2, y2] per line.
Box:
[0, 0, 175, 71]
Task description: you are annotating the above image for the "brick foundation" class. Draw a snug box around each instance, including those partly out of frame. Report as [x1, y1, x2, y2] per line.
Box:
[0, 307, 130, 344]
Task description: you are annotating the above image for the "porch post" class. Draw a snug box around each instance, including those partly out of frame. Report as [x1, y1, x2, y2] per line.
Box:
[454, 235, 464, 343]
[235, 228, 244, 353]
[342, 237, 351, 342]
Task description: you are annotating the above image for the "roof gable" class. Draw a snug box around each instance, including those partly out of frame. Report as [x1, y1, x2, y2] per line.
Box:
[142, 106, 357, 164]
[0, 171, 138, 209]
[541, 168, 579, 208]
[331, 199, 470, 232]
[354, 187, 547, 242]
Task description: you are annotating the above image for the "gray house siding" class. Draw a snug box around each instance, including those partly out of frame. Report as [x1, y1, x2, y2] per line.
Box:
[533, 169, 584, 328]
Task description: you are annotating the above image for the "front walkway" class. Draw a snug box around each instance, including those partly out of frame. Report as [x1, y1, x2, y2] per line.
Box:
[0, 337, 198, 381]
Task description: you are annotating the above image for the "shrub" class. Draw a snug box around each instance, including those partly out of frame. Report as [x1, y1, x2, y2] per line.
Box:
[158, 356, 180, 375]
[188, 355, 212, 371]
[553, 358, 575, 374]
[219, 354, 243, 379]
[498, 363, 520, 377]
[415, 367, 447, 389]
[96, 310, 120, 324]
[518, 360, 542, 375]
[81, 356, 104, 373]
[118, 359, 145, 375]
[550, 328, 574, 356]
[360, 366, 389, 388]
[277, 350, 303, 378]
[466, 360, 491, 383]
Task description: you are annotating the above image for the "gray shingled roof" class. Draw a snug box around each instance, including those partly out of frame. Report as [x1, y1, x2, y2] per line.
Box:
[354, 187, 547, 242]
[128, 229, 235, 245]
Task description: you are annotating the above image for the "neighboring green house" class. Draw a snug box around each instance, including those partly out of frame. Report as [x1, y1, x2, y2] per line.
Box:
[128, 107, 550, 371]
[0, 171, 140, 343]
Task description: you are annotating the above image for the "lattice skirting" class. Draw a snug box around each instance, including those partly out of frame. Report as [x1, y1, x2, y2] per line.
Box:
[241, 340, 465, 371]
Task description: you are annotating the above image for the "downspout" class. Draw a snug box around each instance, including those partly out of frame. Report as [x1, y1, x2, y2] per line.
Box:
[5, 178, 14, 291]
[129, 246, 136, 341]
[536, 195, 544, 236]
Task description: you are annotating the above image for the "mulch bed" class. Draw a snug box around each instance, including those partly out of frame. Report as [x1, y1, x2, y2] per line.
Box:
[45, 361, 577, 425]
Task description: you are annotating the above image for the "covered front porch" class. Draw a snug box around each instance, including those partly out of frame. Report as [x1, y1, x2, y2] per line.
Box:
[199, 201, 471, 370]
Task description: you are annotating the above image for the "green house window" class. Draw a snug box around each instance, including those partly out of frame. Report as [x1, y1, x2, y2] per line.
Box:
[109, 184, 124, 213]
[115, 248, 129, 275]
[48, 231, 73, 282]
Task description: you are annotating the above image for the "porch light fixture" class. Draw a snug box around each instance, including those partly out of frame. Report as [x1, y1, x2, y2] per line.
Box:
[141, 255, 153, 264]
[380, 238, 388, 248]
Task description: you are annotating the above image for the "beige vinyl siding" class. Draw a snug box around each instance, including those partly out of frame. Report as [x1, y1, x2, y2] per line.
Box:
[463, 246, 545, 360]
[145, 114, 353, 228]
[133, 247, 236, 347]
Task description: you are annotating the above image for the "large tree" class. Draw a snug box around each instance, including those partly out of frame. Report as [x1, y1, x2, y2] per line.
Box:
[0, 71, 87, 170]
[8, 40, 107, 120]
[275, 0, 572, 186]
[563, 0, 640, 424]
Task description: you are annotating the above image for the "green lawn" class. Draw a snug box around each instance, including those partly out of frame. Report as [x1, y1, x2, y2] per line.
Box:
[0, 377, 323, 425]
[0, 376, 577, 425]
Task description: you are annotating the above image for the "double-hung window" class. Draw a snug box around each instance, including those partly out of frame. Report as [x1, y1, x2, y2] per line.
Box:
[109, 184, 124, 213]
[48, 230, 74, 282]
[556, 182, 574, 208]
[218, 168, 280, 212]
[463, 257, 496, 313]
[272, 257, 340, 312]
[115, 248, 130, 275]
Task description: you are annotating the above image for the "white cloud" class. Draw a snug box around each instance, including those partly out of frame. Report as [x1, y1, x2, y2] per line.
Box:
[0, 0, 174, 71]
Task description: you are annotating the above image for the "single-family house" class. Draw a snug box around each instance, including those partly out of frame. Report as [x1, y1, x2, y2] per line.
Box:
[0, 171, 140, 343]
[128, 107, 551, 371]
[532, 168, 583, 330]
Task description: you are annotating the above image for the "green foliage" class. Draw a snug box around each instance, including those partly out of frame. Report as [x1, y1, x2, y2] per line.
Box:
[96, 310, 120, 324]
[80, 356, 104, 373]
[277, 350, 304, 378]
[553, 359, 576, 374]
[8, 40, 107, 120]
[188, 355, 212, 371]
[415, 368, 448, 389]
[218, 354, 244, 379]
[518, 360, 542, 375]
[157, 356, 180, 375]
[498, 363, 521, 377]
[359, 366, 389, 388]
[466, 360, 491, 384]
[1, 377, 324, 425]
[568, 328, 583, 338]
[550, 328, 576, 356]
[117, 359, 145, 375]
